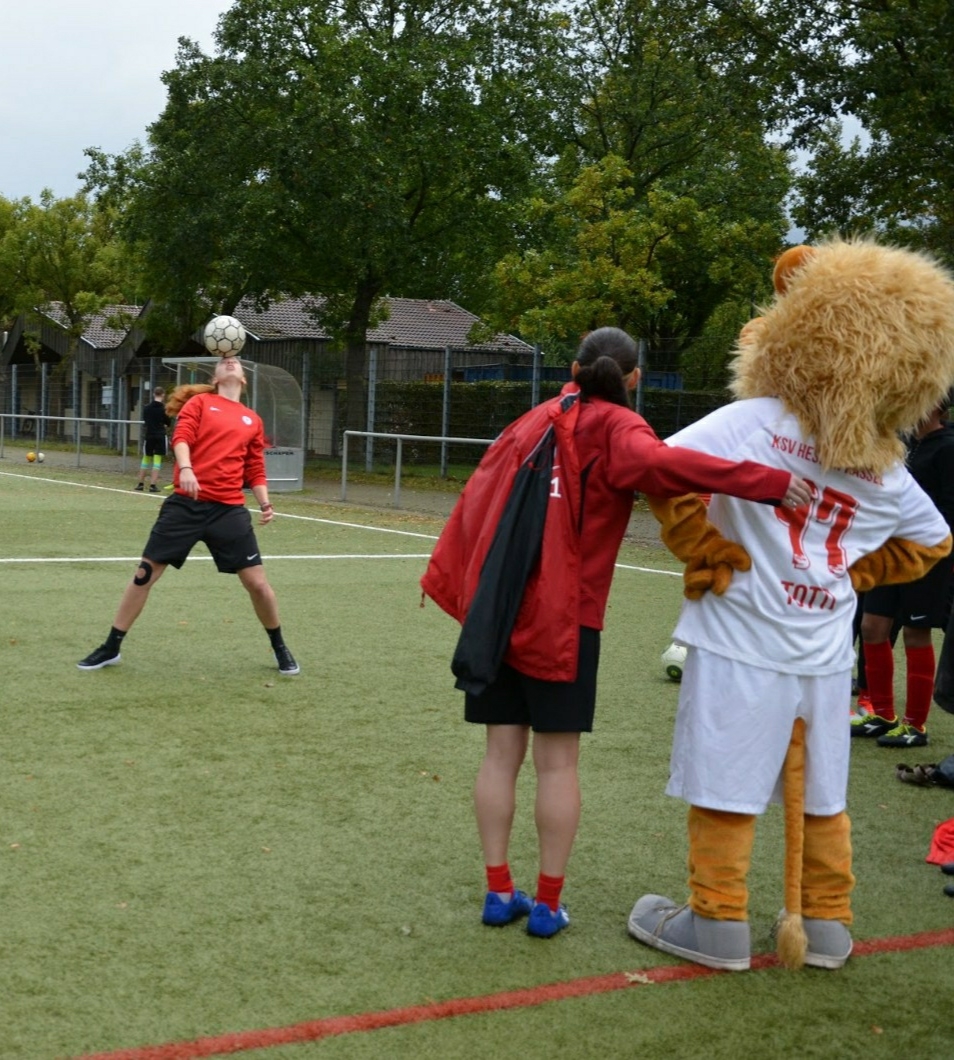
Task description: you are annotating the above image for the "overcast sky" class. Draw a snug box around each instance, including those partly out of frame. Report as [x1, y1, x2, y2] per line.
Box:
[2, 0, 228, 201]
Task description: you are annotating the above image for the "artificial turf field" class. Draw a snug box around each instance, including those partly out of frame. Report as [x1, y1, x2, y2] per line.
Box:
[1, 463, 952, 1059]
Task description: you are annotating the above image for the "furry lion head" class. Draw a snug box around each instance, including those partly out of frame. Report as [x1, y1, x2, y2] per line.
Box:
[730, 236, 954, 473]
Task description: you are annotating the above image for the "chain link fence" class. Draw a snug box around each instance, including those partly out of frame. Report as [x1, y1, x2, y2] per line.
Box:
[0, 338, 731, 472]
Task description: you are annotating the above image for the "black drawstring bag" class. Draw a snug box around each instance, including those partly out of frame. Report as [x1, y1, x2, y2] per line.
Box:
[451, 425, 557, 697]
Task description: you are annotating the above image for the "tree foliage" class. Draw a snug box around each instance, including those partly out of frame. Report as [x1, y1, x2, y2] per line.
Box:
[477, 0, 792, 355]
[0, 191, 133, 361]
[63, 0, 954, 402]
[712, 2, 954, 261]
[84, 0, 560, 428]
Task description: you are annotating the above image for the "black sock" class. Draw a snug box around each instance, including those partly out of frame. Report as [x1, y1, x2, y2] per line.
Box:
[266, 626, 283, 650]
[105, 627, 127, 652]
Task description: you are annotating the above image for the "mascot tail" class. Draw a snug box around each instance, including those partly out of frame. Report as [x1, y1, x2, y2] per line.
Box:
[777, 717, 809, 969]
[165, 383, 215, 417]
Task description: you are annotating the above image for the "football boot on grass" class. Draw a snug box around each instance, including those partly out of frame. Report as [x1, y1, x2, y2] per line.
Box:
[482, 890, 532, 926]
[850, 712, 897, 738]
[527, 902, 570, 938]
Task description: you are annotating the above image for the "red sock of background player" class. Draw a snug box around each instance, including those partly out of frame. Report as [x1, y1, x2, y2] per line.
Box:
[904, 644, 935, 730]
[486, 863, 514, 897]
[536, 873, 564, 912]
[864, 639, 896, 721]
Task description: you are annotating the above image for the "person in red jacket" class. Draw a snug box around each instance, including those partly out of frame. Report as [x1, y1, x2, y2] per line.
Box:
[421, 327, 809, 938]
[77, 355, 299, 677]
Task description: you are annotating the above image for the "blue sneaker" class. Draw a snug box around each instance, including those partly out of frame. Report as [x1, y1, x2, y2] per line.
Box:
[482, 889, 533, 926]
[527, 901, 570, 938]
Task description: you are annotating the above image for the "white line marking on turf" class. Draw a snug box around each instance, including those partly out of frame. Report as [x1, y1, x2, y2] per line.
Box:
[277, 511, 439, 540]
[0, 470, 156, 494]
[0, 470, 440, 539]
[0, 554, 433, 564]
[615, 563, 681, 577]
[1, 555, 678, 577]
[0, 470, 681, 577]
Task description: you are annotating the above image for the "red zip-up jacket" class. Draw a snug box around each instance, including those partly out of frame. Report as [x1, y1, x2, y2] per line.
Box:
[421, 383, 791, 682]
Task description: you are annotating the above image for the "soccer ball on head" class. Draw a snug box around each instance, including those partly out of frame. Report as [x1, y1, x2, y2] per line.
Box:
[661, 641, 687, 682]
[203, 314, 246, 356]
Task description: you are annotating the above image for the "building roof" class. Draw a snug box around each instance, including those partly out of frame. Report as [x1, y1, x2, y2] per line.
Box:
[236, 294, 532, 352]
[41, 303, 142, 350]
[18, 294, 530, 356]
[2, 295, 531, 369]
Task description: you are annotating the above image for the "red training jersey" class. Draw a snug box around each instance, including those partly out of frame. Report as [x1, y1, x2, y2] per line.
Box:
[171, 391, 267, 505]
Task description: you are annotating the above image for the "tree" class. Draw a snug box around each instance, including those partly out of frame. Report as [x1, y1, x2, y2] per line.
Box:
[0, 195, 19, 327]
[702, 2, 954, 261]
[85, 0, 562, 433]
[0, 191, 133, 364]
[554, 0, 788, 181]
[478, 0, 793, 360]
[482, 151, 787, 350]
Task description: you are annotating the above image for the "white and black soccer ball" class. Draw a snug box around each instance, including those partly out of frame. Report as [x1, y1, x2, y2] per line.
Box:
[36, 452, 45, 463]
[661, 641, 687, 682]
[203, 314, 247, 356]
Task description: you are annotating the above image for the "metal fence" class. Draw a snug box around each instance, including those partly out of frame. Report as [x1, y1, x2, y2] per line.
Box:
[0, 412, 140, 471]
[0, 339, 731, 472]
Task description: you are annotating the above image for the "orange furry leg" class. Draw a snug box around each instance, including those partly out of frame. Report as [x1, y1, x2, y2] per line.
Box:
[687, 805, 755, 920]
[803, 811, 855, 924]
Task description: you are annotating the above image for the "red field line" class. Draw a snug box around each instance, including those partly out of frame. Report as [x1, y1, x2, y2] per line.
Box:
[76, 928, 954, 1060]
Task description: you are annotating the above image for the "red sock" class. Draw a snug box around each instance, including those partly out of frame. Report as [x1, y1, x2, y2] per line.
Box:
[486, 863, 514, 896]
[863, 639, 896, 720]
[904, 644, 935, 730]
[535, 873, 565, 912]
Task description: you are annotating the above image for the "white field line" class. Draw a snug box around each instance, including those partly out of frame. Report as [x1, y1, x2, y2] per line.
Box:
[0, 470, 680, 577]
[616, 563, 681, 578]
[0, 554, 433, 564]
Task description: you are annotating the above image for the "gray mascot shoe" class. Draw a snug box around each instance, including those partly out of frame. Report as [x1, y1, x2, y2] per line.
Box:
[628, 894, 751, 972]
[802, 916, 853, 969]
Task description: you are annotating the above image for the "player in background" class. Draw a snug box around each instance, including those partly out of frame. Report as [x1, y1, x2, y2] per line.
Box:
[78, 356, 299, 677]
[422, 327, 810, 938]
[852, 393, 954, 746]
[135, 386, 171, 493]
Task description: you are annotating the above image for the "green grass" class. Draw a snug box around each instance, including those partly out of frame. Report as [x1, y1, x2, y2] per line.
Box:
[0, 463, 952, 1059]
[306, 455, 477, 492]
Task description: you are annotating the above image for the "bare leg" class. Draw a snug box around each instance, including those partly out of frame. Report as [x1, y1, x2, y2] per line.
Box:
[474, 725, 529, 866]
[532, 731, 581, 878]
[113, 558, 169, 631]
[237, 565, 281, 628]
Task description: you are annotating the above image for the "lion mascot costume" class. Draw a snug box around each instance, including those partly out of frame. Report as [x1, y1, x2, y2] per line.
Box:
[629, 236, 954, 971]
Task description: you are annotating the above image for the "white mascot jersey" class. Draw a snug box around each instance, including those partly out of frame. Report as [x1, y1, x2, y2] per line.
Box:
[664, 397, 949, 814]
[669, 397, 949, 676]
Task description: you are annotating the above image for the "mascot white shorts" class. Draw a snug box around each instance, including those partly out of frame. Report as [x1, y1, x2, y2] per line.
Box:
[666, 647, 851, 816]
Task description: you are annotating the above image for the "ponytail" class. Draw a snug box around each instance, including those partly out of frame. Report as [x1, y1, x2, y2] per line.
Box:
[165, 383, 215, 417]
[574, 356, 631, 407]
[574, 327, 639, 407]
